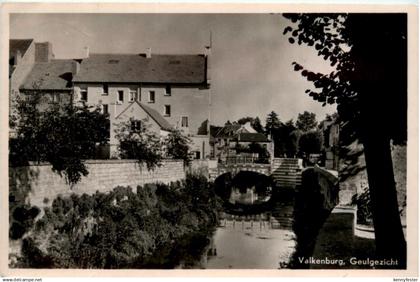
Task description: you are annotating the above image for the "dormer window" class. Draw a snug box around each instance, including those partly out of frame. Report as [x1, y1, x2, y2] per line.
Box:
[165, 85, 171, 96]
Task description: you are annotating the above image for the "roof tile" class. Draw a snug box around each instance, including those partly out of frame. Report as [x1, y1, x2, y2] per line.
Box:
[20, 59, 75, 91]
[73, 53, 207, 84]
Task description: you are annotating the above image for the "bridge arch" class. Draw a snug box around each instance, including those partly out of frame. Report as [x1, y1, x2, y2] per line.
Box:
[209, 163, 271, 181]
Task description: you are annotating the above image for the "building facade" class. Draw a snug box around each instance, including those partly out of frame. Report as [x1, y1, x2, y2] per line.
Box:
[211, 122, 274, 163]
[11, 40, 212, 159]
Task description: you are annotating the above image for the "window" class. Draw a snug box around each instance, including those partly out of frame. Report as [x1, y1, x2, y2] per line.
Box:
[102, 104, 108, 114]
[164, 105, 171, 116]
[129, 90, 137, 102]
[80, 88, 88, 102]
[130, 120, 142, 132]
[118, 90, 124, 102]
[195, 151, 201, 159]
[102, 84, 109, 95]
[52, 93, 60, 103]
[181, 116, 189, 128]
[148, 91, 155, 103]
[165, 85, 171, 96]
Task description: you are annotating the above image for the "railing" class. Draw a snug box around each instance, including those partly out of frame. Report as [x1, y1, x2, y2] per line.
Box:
[224, 156, 270, 165]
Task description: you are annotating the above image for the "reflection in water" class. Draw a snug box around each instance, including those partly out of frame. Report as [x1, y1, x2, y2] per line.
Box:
[177, 171, 297, 269]
[181, 191, 296, 269]
[229, 186, 272, 205]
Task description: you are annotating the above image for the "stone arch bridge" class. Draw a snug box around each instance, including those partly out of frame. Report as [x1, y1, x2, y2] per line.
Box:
[208, 158, 304, 189]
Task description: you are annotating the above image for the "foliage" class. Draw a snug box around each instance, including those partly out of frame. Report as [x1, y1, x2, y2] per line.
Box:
[284, 13, 407, 265]
[296, 111, 318, 132]
[9, 92, 109, 184]
[251, 117, 265, 134]
[265, 111, 281, 135]
[298, 130, 323, 156]
[351, 187, 373, 225]
[14, 174, 222, 268]
[114, 118, 163, 170]
[235, 142, 270, 163]
[9, 204, 40, 240]
[165, 129, 192, 165]
[283, 13, 406, 145]
[236, 116, 265, 133]
[271, 119, 300, 157]
[248, 143, 271, 163]
[237, 116, 253, 125]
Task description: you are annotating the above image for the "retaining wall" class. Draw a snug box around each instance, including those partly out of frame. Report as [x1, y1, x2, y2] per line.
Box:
[9, 159, 185, 208]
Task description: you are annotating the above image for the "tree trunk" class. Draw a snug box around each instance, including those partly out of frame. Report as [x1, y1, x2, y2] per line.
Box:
[362, 134, 406, 268]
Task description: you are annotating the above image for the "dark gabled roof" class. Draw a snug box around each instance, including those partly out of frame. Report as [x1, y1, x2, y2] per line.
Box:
[73, 53, 207, 84]
[215, 124, 242, 138]
[238, 133, 270, 143]
[20, 59, 75, 91]
[210, 125, 222, 138]
[116, 101, 173, 131]
[10, 39, 33, 59]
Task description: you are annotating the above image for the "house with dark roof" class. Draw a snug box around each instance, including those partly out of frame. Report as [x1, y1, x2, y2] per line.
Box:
[11, 40, 212, 159]
[211, 122, 274, 162]
[72, 48, 211, 158]
[10, 40, 77, 112]
[9, 39, 36, 100]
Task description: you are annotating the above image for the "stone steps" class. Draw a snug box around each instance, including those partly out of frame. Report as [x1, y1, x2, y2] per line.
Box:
[272, 158, 303, 189]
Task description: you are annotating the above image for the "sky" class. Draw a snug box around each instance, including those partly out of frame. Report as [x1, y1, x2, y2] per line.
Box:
[10, 13, 337, 126]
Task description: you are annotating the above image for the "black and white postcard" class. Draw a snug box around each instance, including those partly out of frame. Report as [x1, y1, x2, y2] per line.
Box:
[0, 3, 418, 278]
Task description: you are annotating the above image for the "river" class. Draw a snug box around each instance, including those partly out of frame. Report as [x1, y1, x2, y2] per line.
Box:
[178, 189, 297, 269]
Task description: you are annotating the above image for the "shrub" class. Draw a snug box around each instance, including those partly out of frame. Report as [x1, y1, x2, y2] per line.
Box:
[14, 174, 222, 268]
[351, 187, 373, 225]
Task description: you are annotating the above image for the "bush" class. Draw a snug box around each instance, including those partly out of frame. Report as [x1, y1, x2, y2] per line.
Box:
[10, 94, 109, 184]
[114, 119, 162, 170]
[165, 129, 192, 166]
[9, 205, 40, 240]
[351, 187, 373, 225]
[15, 174, 222, 268]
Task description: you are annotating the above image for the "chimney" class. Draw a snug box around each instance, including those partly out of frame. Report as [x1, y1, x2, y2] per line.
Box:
[146, 47, 152, 58]
[84, 46, 90, 58]
[14, 50, 22, 66]
[72, 61, 80, 75]
[35, 42, 54, 62]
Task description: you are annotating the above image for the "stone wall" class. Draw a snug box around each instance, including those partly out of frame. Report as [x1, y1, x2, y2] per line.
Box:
[208, 163, 271, 181]
[9, 159, 185, 208]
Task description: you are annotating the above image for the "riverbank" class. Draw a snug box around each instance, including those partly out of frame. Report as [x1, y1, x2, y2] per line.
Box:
[9, 173, 223, 268]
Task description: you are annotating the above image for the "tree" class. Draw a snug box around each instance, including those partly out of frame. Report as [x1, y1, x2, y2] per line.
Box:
[265, 111, 281, 135]
[114, 118, 162, 170]
[236, 116, 265, 133]
[288, 129, 302, 158]
[165, 129, 192, 165]
[9, 92, 109, 185]
[237, 116, 253, 125]
[298, 130, 323, 156]
[251, 117, 265, 133]
[284, 13, 407, 266]
[296, 111, 318, 132]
